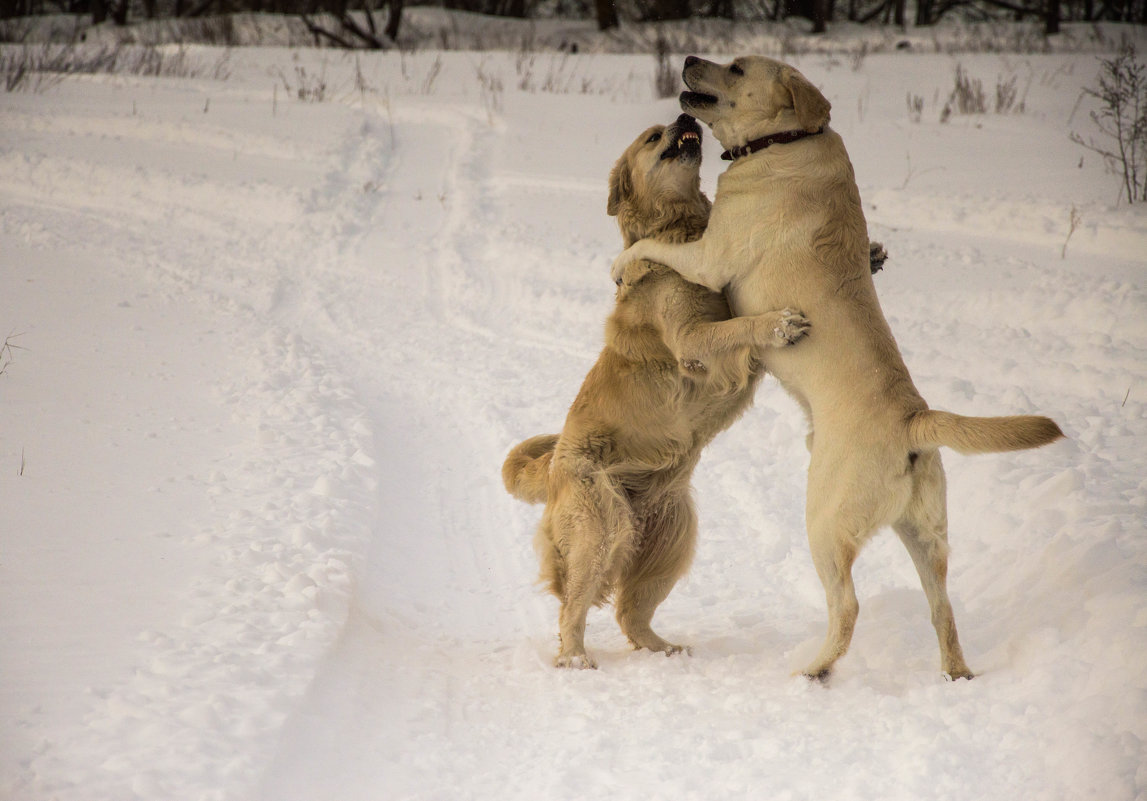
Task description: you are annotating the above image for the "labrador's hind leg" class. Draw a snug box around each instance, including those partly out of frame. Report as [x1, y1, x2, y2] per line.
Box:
[894, 451, 973, 680]
[802, 522, 861, 681]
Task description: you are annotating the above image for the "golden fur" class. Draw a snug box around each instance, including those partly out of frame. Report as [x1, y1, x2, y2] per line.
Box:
[611, 57, 1064, 680]
[503, 115, 810, 668]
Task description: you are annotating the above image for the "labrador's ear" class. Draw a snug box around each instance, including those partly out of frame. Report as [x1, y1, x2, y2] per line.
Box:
[607, 157, 633, 217]
[784, 68, 831, 132]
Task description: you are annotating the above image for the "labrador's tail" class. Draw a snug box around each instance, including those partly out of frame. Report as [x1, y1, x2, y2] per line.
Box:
[907, 409, 1063, 455]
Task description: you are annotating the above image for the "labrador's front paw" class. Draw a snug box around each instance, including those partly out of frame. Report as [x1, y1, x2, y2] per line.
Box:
[621, 259, 653, 288]
[869, 241, 888, 274]
[610, 252, 631, 285]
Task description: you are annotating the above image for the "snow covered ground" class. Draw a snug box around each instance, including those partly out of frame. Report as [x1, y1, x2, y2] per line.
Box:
[1, 33, 1146, 801]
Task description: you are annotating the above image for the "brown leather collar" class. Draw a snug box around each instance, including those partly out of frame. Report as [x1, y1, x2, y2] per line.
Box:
[721, 127, 824, 161]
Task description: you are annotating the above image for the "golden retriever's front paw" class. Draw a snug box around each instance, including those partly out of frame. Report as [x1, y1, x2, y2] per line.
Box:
[773, 309, 810, 345]
[554, 651, 598, 670]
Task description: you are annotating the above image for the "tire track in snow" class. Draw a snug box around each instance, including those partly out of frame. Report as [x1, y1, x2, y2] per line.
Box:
[27, 329, 380, 801]
[259, 99, 584, 800]
[3, 81, 386, 801]
[300, 100, 550, 638]
[251, 105, 542, 644]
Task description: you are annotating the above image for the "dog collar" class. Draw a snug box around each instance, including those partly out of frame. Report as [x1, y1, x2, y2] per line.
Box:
[721, 127, 824, 161]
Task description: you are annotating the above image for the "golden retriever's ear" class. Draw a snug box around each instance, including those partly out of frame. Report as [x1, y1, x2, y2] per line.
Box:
[784, 68, 831, 132]
[607, 158, 632, 217]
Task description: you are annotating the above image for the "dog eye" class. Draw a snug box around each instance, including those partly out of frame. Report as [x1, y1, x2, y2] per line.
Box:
[646, 132, 662, 144]
[729, 63, 744, 76]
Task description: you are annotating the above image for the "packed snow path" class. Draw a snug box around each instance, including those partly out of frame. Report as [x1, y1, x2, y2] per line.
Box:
[1, 46, 1145, 801]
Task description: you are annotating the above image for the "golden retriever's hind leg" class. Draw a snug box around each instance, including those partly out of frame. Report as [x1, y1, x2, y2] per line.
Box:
[894, 452, 974, 680]
[553, 474, 639, 670]
[616, 575, 691, 657]
[615, 489, 696, 657]
[555, 599, 598, 669]
[553, 516, 611, 669]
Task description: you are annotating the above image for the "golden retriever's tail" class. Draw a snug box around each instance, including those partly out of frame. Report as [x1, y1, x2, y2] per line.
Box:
[907, 409, 1064, 455]
[502, 434, 559, 503]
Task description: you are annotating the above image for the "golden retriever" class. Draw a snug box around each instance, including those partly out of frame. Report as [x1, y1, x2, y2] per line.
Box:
[610, 56, 1063, 681]
[502, 114, 810, 669]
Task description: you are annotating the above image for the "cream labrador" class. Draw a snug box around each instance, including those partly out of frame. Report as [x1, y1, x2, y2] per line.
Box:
[610, 56, 1063, 680]
[504, 114, 810, 668]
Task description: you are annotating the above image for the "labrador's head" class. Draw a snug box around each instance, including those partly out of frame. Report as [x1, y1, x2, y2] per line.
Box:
[608, 113, 709, 246]
[679, 56, 831, 150]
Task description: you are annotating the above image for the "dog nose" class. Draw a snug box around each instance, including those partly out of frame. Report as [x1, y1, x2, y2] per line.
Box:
[676, 113, 693, 124]
[684, 55, 700, 68]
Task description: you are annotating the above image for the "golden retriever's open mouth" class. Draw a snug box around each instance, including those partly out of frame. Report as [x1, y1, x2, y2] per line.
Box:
[659, 114, 703, 162]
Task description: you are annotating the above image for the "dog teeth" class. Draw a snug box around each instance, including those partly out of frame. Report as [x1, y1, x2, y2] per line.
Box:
[678, 132, 700, 146]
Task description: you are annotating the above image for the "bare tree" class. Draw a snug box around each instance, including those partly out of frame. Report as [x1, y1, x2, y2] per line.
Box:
[303, 0, 403, 48]
[644, 0, 690, 19]
[1071, 43, 1147, 203]
[783, 0, 835, 30]
[595, 0, 619, 29]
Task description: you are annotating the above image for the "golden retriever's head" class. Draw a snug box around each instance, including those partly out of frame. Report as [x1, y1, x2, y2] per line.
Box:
[679, 55, 831, 150]
[608, 113, 710, 247]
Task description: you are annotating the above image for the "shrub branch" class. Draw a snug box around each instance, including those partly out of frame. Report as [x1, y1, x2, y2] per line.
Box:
[1071, 43, 1147, 204]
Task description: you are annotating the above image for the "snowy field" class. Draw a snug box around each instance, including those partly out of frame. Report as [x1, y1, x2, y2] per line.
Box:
[2, 29, 1146, 801]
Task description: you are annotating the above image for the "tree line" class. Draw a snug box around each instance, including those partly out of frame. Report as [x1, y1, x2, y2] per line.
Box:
[1, 0, 1143, 38]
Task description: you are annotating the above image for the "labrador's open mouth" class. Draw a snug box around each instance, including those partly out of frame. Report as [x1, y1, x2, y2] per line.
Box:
[680, 91, 718, 108]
